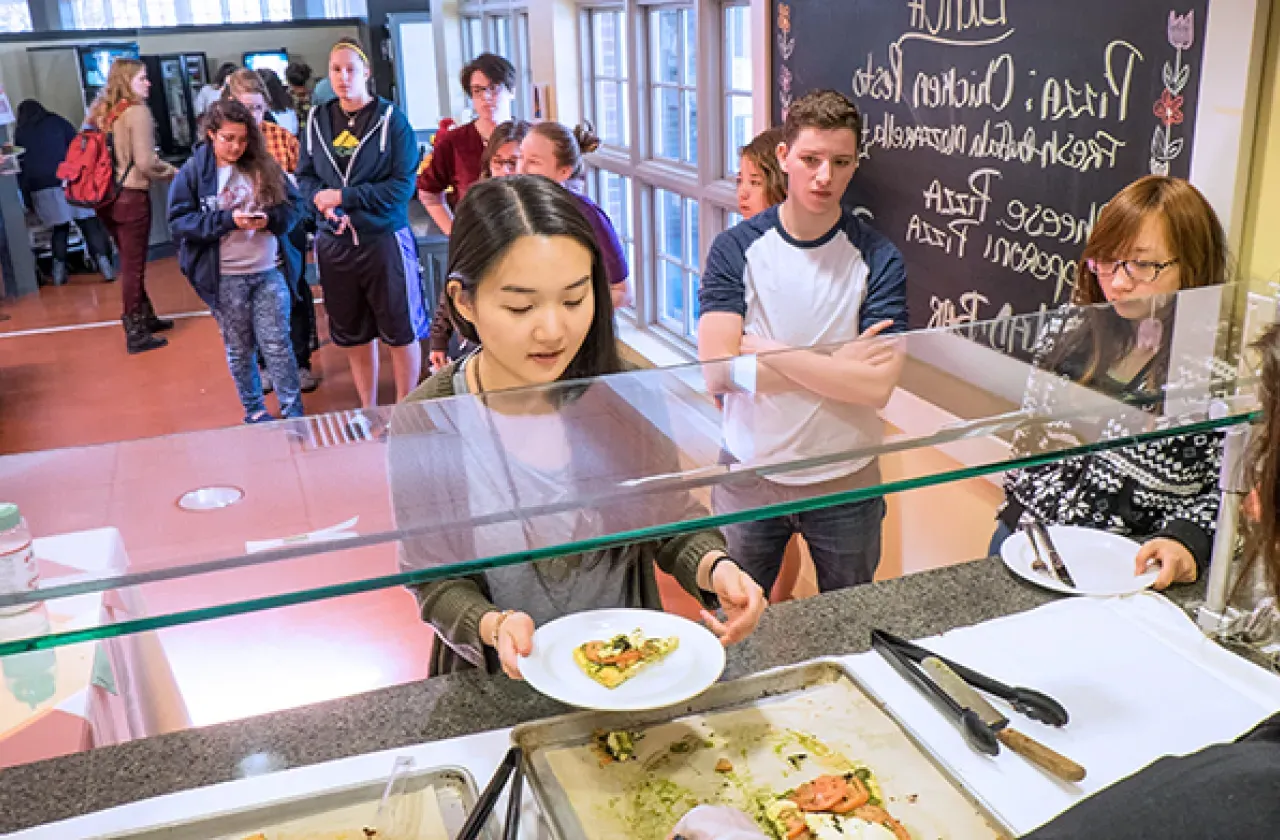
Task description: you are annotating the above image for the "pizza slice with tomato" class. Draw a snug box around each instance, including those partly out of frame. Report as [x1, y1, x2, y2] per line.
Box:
[573, 629, 679, 689]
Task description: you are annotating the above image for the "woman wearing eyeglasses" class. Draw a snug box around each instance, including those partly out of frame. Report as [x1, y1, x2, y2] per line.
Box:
[991, 175, 1229, 590]
[416, 53, 516, 237]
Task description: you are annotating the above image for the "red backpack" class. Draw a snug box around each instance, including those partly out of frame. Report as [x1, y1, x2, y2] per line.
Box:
[57, 102, 133, 210]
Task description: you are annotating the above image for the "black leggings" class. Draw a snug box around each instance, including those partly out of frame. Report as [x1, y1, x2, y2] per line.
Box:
[51, 217, 112, 264]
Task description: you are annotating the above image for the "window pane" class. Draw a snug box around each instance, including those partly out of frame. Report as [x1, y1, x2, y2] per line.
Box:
[491, 15, 513, 58]
[108, 0, 140, 26]
[226, 0, 263, 23]
[657, 189, 683, 261]
[683, 90, 698, 166]
[266, 0, 291, 21]
[683, 8, 696, 85]
[596, 80, 624, 147]
[144, 0, 176, 26]
[594, 10, 626, 79]
[600, 171, 632, 240]
[187, 0, 218, 23]
[654, 86, 681, 160]
[686, 198, 700, 267]
[662, 260, 685, 326]
[725, 4, 752, 89]
[618, 82, 631, 147]
[726, 95, 753, 176]
[464, 17, 483, 60]
[727, 210, 744, 228]
[650, 9, 679, 85]
[689, 271, 702, 332]
[0, 0, 29, 30]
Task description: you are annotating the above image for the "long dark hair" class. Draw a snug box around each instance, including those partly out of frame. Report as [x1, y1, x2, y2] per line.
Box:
[257, 68, 294, 112]
[479, 119, 531, 180]
[1240, 322, 1280, 604]
[444, 175, 621, 383]
[1046, 176, 1228, 393]
[202, 99, 288, 208]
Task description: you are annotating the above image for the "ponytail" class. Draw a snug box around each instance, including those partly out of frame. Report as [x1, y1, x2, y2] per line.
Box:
[529, 120, 601, 180]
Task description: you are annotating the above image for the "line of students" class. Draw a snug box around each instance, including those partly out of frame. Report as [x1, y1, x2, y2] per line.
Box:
[166, 39, 1229, 618]
[396, 82, 1243, 679]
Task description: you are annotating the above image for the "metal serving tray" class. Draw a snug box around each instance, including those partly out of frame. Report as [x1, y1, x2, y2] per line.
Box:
[512, 660, 1013, 840]
[102, 764, 496, 840]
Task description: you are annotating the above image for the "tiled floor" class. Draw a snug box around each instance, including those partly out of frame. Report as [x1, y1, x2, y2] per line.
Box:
[0, 260, 1001, 762]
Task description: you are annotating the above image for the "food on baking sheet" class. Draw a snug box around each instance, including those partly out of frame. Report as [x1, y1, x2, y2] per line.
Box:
[764, 774, 908, 840]
[574, 629, 679, 688]
[593, 729, 643, 764]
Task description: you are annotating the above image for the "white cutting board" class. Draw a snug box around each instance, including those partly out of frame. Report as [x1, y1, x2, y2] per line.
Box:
[843, 593, 1280, 836]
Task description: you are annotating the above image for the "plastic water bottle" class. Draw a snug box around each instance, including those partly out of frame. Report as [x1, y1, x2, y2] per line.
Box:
[0, 503, 38, 616]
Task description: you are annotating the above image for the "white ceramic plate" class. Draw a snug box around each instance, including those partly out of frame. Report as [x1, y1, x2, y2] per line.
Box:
[520, 608, 726, 711]
[1001, 525, 1159, 596]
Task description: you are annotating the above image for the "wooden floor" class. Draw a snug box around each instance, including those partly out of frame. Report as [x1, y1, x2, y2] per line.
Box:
[0, 259, 1000, 756]
[0, 259, 399, 454]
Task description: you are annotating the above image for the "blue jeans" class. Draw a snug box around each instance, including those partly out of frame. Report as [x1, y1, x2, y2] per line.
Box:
[212, 269, 302, 422]
[713, 470, 887, 594]
[989, 520, 1014, 558]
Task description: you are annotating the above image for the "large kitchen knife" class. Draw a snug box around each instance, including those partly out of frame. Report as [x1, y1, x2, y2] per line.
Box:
[923, 657, 1086, 783]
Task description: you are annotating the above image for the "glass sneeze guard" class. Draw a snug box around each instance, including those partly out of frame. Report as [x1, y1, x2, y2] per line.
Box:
[0, 284, 1264, 655]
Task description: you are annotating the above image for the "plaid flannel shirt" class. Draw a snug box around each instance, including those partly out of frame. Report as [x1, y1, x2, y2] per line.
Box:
[261, 120, 299, 174]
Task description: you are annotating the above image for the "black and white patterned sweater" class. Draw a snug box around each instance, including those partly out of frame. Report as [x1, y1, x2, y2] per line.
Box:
[999, 312, 1224, 569]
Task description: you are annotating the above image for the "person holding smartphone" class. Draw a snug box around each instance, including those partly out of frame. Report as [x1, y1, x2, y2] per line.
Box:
[168, 99, 304, 423]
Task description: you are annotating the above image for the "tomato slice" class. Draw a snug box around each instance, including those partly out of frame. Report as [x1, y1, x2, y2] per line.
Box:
[791, 775, 848, 812]
[829, 776, 870, 813]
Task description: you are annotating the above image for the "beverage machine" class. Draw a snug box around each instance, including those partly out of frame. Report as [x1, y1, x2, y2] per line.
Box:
[142, 53, 208, 157]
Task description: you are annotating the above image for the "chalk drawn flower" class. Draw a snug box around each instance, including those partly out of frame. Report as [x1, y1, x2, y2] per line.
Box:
[780, 65, 792, 93]
[778, 3, 791, 35]
[1168, 10, 1195, 50]
[1154, 90, 1184, 127]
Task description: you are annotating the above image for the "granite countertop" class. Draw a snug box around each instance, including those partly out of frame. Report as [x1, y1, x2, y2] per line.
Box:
[0, 559, 1207, 834]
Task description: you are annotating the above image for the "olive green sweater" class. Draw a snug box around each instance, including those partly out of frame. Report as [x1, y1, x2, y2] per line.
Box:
[392, 361, 726, 677]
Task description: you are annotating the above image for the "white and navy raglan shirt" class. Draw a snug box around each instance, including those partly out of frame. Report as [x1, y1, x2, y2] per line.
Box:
[700, 206, 908, 486]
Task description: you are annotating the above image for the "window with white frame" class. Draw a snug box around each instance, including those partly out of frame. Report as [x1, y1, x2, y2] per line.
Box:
[581, 7, 629, 148]
[588, 168, 637, 308]
[324, 0, 368, 15]
[458, 2, 531, 119]
[488, 14, 512, 57]
[654, 188, 700, 338]
[462, 15, 484, 61]
[516, 13, 534, 118]
[724, 1, 752, 176]
[578, 0, 755, 348]
[60, 0, 306, 27]
[0, 0, 30, 31]
[648, 5, 696, 166]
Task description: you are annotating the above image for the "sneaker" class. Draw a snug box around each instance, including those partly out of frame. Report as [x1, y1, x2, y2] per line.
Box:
[298, 367, 320, 393]
[245, 411, 275, 424]
[260, 367, 274, 393]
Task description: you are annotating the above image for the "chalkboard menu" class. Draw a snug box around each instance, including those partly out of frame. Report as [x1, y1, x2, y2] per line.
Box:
[773, 1, 1211, 346]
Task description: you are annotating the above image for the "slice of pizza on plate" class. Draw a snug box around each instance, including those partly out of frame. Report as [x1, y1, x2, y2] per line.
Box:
[573, 628, 679, 689]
